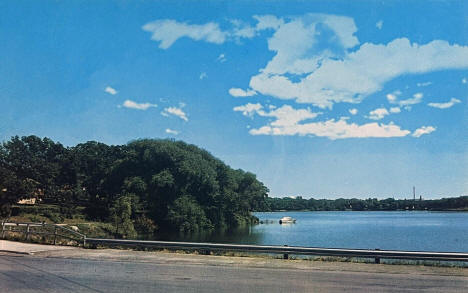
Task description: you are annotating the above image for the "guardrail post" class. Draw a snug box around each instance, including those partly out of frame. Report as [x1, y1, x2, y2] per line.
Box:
[83, 236, 86, 247]
[26, 224, 30, 241]
[283, 245, 289, 260]
[53, 226, 57, 245]
[1, 220, 5, 239]
[375, 249, 381, 264]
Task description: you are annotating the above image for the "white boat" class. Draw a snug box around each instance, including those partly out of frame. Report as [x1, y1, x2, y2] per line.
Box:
[279, 216, 296, 224]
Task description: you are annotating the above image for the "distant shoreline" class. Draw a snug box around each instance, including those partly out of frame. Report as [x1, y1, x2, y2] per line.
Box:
[260, 209, 468, 213]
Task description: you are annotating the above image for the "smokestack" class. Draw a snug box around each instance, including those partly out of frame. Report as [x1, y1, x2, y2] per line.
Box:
[413, 186, 415, 201]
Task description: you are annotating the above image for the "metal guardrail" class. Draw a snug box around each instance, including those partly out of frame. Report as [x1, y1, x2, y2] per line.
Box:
[2, 221, 468, 263]
[85, 238, 468, 263]
[1, 221, 86, 245]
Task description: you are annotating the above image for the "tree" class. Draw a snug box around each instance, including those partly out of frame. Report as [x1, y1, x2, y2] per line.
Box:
[167, 195, 213, 232]
[110, 195, 137, 238]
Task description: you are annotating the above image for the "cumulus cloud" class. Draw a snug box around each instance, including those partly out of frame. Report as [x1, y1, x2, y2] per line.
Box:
[389, 107, 401, 113]
[229, 88, 257, 97]
[142, 15, 285, 50]
[253, 15, 284, 31]
[142, 20, 226, 49]
[412, 126, 436, 137]
[417, 81, 432, 87]
[144, 14, 468, 109]
[105, 86, 118, 95]
[235, 14, 468, 108]
[233, 103, 263, 117]
[229, 19, 256, 39]
[122, 100, 157, 110]
[391, 92, 424, 108]
[234, 104, 319, 124]
[216, 53, 227, 63]
[165, 128, 179, 135]
[368, 108, 389, 120]
[162, 106, 188, 121]
[250, 118, 411, 139]
[234, 103, 412, 139]
[376, 20, 383, 30]
[349, 108, 358, 115]
[250, 35, 468, 108]
[386, 93, 398, 103]
[428, 98, 461, 109]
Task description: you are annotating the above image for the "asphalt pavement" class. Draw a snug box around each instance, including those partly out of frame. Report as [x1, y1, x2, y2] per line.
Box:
[0, 240, 467, 292]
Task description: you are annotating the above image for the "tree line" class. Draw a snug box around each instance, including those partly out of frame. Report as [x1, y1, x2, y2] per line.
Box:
[0, 136, 269, 237]
[262, 196, 468, 212]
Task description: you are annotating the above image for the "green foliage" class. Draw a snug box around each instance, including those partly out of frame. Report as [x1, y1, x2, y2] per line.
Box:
[110, 195, 137, 239]
[262, 196, 468, 212]
[167, 195, 213, 232]
[0, 135, 269, 234]
[134, 216, 157, 235]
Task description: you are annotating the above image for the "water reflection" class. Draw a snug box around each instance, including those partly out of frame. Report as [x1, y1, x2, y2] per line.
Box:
[141, 211, 468, 252]
[152, 225, 265, 244]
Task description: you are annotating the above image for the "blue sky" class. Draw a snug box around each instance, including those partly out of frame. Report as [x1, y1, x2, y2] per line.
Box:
[1, 0, 467, 199]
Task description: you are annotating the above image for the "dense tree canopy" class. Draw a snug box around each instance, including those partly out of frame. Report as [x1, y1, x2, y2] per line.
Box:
[262, 196, 468, 212]
[0, 136, 269, 234]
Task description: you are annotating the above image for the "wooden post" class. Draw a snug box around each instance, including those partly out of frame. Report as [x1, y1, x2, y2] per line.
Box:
[83, 236, 86, 247]
[26, 224, 30, 241]
[53, 226, 57, 245]
[283, 245, 289, 260]
[375, 249, 381, 264]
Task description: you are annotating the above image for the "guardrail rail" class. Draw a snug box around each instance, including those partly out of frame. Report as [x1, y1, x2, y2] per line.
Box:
[2, 221, 467, 264]
[85, 238, 468, 264]
[1, 220, 86, 246]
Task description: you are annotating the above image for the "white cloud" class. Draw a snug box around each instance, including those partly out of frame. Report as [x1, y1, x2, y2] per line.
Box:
[462, 78, 467, 84]
[349, 108, 358, 115]
[394, 92, 424, 107]
[235, 103, 410, 139]
[376, 20, 383, 30]
[145, 14, 468, 109]
[229, 88, 257, 97]
[142, 20, 227, 49]
[417, 81, 432, 87]
[247, 21, 468, 108]
[216, 53, 227, 63]
[389, 107, 401, 113]
[253, 15, 284, 31]
[233, 103, 263, 117]
[143, 15, 284, 50]
[105, 86, 118, 95]
[428, 98, 461, 109]
[122, 100, 157, 110]
[199, 72, 207, 80]
[250, 118, 411, 139]
[165, 128, 179, 135]
[260, 105, 319, 126]
[162, 106, 188, 121]
[412, 126, 436, 137]
[230, 19, 256, 39]
[234, 104, 319, 125]
[386, 93, 397, 103]
[368, 108, 389, 120]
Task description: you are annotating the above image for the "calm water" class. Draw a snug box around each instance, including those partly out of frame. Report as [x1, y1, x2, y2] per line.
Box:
[158, 211, 468, 252]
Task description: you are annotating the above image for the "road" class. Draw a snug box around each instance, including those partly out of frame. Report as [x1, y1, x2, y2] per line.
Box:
[1, 250, 467, 293]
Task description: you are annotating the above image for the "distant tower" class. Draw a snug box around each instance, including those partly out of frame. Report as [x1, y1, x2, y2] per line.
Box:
[413, 186, 416, 202]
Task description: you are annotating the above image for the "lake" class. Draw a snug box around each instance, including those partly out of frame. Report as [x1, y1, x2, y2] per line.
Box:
[158, 211, 468, 252]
